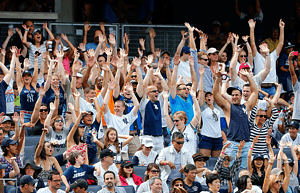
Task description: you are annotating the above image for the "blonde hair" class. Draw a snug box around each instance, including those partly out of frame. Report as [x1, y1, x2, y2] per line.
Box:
[173, 111, 188, 124]
[269, 174, 279, 190]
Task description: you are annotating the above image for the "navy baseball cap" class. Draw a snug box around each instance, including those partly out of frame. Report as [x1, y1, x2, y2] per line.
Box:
[1, 137, 18, 147]
[181, 46, 190, 55]
[20, 175, 38, 186]
[22, 71, 32, 77]
[253, 153, 264, 160]
[287, 121, 299, 129]
[227, 86, 242, 95]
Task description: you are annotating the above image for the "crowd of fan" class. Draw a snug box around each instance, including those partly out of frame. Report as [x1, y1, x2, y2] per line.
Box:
[0, 16, 299, 193]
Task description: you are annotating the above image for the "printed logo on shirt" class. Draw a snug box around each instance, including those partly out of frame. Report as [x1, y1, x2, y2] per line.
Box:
[242, 107, 247, 114]
[192, 186, 198, 191]
[153, 104, 159, 110]
[123, 118, 129, 124]
[73, 171, 86, 178]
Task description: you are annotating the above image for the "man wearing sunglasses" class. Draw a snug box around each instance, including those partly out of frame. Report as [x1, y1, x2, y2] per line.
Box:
[19, 175, 37, 193]
[37, 171, 65, 193]
[213, 70, 258, 169]
[157, 132, 194, 185]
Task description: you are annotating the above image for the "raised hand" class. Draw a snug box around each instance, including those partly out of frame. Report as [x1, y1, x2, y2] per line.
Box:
[78, 43, 86, 51]
[279, 140, 286, 148]
[68, 103, 75, 111]
[50, 102, 56, 111]
[61, 33, 68, 41]
[108, 33, 116, 46]
[181, 30, 188, 40]
[286, 141, 293, 148]
[54, 49, 64, 58]
[123, 33, 129, 44]
[184, 22, 194, 32]
[157, 58, 164, 68]
[222, 142, 231, 151]
[42, 23, 48, 29]
[242, 35, 249, 42]
[174, 54, 180, 66]
[185, 77, 191, 83]
[162, 91, 169, 99]
[104, 47, 112, 56]
[132, 57, 141, 67]
[188, 55, 194, 67]
[199, 66, 205, 76]
[139, 38, 145, 48]
[195, 28, 204, 37]
[239, 69, 250, 77]
[99, 22, 105, 32]
[8, 28, 14, 37]
[137, 48, 143, 58]
[15, 28, 22, 36]
[87, 56, 96, 68]
[23, 58, 31, 69]
[155, 48, 161, 58]
[84, 21, 91, 32]
[145, 54, 153, 66]
[12, 112, 19, 123]
[269, 151, 276, 163]
[237, 140, 246, 150]
[125, 82, 133, 92]
[22, 24, 29, 31]
[149, 28, 156, 38]
[190, 89, 196, 97]
[259, 44, 269, 55]
[99, 33, 105, 43]
[0, 48, 6, 56]
[265, 135, 272, 145]
[281, 152, 288, 162]
[108, 80, 116, 90]
[279, 19, 285, 28]
[119, 48, 128, 58]
[232, 33, 239, 40]
[248, 19, 256, 28]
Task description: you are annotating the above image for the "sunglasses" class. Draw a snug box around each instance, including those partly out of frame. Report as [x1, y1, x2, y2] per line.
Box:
[40, 109, 48, 112]
[178, 87, 187, 91]
[240, 55, 247, 57]
[257, 115, 267, 118]
[174, 184, 184, 187]
[131, 75, 137, 78]
[275, 180, 283, 184]
[151, 169, 160, 173]
[150, 90, 158, 93]
[224, 158, 231, 161]
[197, 159, 207, 162]
[174, 140, 184, 145]
[212, 110, 218, 122]
[201, 58, 209, 61]
[125, 166, 133, 169]
[174, 119, 181, 122]
[55, 119, 63, 123]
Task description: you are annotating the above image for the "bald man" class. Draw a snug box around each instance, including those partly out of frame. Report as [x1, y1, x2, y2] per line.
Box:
[140, 85, 164, 154]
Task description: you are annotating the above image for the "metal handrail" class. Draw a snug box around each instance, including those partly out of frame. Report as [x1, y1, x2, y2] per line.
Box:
[0, 178, 18, 193]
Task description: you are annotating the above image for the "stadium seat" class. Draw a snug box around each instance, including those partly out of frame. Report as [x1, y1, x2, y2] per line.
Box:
[87, 185, 101, 192]
[272, 148, 292, 160]
[22, 146, 36, 164]
[120, 185, 135, 193]
[206, 157, 218, 168]
[133, 166, 147, 181]
[25, 136, 41, 146]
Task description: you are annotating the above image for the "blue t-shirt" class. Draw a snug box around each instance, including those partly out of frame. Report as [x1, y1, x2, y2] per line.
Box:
[62, 164, 95, 184]
[169, 94, 194, 124]
[0, 80, 8, 114]
[20, 85, 38, 111]
[42, 85, 66, 115]
[184, 181, 202, 193]
[83, 121, 101, 160]
[277, 53, 290, 79]
[85, 42, 98, 51]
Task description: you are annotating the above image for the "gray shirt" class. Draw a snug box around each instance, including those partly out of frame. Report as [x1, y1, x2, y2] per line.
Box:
[45, 126, 69, 156]
[200, 65, 214, 93]
[97, 187, 126, 193]
[137, 180, 169, 193]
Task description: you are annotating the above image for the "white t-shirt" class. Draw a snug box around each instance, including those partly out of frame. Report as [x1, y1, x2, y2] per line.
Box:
[5, 80, 14, 114]
[253, 50, 278, 84]
[37, 187, 66, 193]
[170, 123, 197, 155]
[104, 110, 138, 153]
[292, 81, 300, 120]
[233, 185, 262, 193]
[200, 103, 222, 138]
[230, 73, 262, 90]
[93, 161, 119, 186]
[177, 60, 191, 83]
[126, 177, 137, 190]
[236, 61, 253, 74]
[281, 133, 300, 148]
[133, 150, 158, 166]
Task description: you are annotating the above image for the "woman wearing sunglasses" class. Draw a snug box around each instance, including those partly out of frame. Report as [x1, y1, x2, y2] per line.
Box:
[163, 89, 200, 155]
[137, 163, 169, 193]
[118, 160, 143, 190]
[248, 98, 279, 159]
[171, 178, 186, 192]
[234, 35, 254, 73]
[44, 102, 69, 156]
[192, 153, 211, 185]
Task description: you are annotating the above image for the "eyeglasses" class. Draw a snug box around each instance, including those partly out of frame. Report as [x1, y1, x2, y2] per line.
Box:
[174, 140, 184, 145]
[174, 119, 181, 122]
[150, 90, 158, 93]
[151, 170, 160, 173]
[40, 109, 48, 112]
[275, 180, 283, 184]
[200, 58, 209, 61]
[55, 119, 63, 123]
[197, 159, 207, 162]
[212, 110, 218, 122]
[257, 115, 267, 118]
[174, 183, 184, 187]
[240, 55, 247, 58]
[125, 166, 133, 169]
[178, 87, 187, 91]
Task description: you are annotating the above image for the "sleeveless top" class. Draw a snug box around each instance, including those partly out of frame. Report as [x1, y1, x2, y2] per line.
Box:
[251, 169, 265, 187]
[37, 158, 53, 185]
[43, 85, 66, 115]
[108, 143, 122, 164]
[143, 100, 162, 136]
[20, 85, 38, 111]
[66, 143, 87, 168]
[227, 104, 250, 141]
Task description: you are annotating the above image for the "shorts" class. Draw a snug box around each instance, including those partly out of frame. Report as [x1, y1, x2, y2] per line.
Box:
[198, 134, 223, 150]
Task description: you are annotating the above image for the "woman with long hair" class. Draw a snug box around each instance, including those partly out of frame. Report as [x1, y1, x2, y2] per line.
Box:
[34, 126, 63, 185]
[132, 137, 158, 166]
[118, 160, 143, 190]
[236, 175, 253, 193]
[137, 163, 169, 193]
[66, 111, 89, 167]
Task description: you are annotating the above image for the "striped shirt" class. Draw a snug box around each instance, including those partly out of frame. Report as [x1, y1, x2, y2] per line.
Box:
[28, 42, 47, 70]
[249, 106, 279, 156]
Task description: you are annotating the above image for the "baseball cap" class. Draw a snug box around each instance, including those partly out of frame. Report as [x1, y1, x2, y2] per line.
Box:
[181, 46, 190, 55]
[207, 48, 219, 55]
[227, 86, 242, 95]
[161, 51, 171, 57]
[224, 154, 233, 161]
[253, 153, 264, 160]
[287, 120, 299, 129]
[284, 42, 295, 49]
[78, 123, 86, 128]
[20, 159, 42, 176]
[76, 72, 83, 78]
[205, 92, 212, 97]
[22, 71, 32, 77]
[271, 168, 284, 176]
[212, 21, 221, 26]
[1, 116, 12, 124]
[70, 178, 88, 190]
[100, 149, 117, 159]
[82, 111, 94, 117]
[121, 160, 134, 168]
[1, 137, 18, 147]
[32, 29, 42, 36]
[20, 175, 38, 186]
[142, 138, 154, 148]
[239, 63, 250, 71]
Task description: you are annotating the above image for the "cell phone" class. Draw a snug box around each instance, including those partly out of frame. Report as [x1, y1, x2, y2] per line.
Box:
[35, 51, 41, 56]
[293, 51, 298, 56]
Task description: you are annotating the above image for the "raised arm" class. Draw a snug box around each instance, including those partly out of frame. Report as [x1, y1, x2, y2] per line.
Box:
[2, 28, 14, 49]
[281, 153, 290, 193]
[82, 21, 91, 45]
[286, 141, 298, 175]
[257, 44, 271, 82]
[103, 80, 115, 114]
[31, 87, 46, 124]
[119, 135, 134, 147]
[21, 24, 30, 48]
[149, 28, 156, 57]
[44, 56, 55, 92]
[242, 70, 258, 111]
[242, 35, 253, 67]
[42, 23, 55, 40]
[132, 57, 144, 97]
[190, 89, 201, 128]
[113, 58, 123, 98]
[276, 19, 285, 56]
[66, 112, 86, 149]
[44, 102, 55, 129]
[229, 46, 242, 82]
[31, 51, 39, 89]
[34, 128, 47, 163]
[262, 151, 276, 193]
[219, 33, 233, 58]
[93, 97, 102, 123]
[248, 19, 257, 57]
[3, 47, 16, 85]
[175, 31, 188, 56]
[163, 91, 174, 129]
[125, 83, 140, 116]
[197, 66, 205, 106]
[8, 157, 20, 178]
[248, 135, 259, 174]
[170, 54, 180, 99]
[288, 52, 298, 86]
[55, 48, 67, 85]
[188, 55, 198, 92]
[212, 72, 231, 111]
